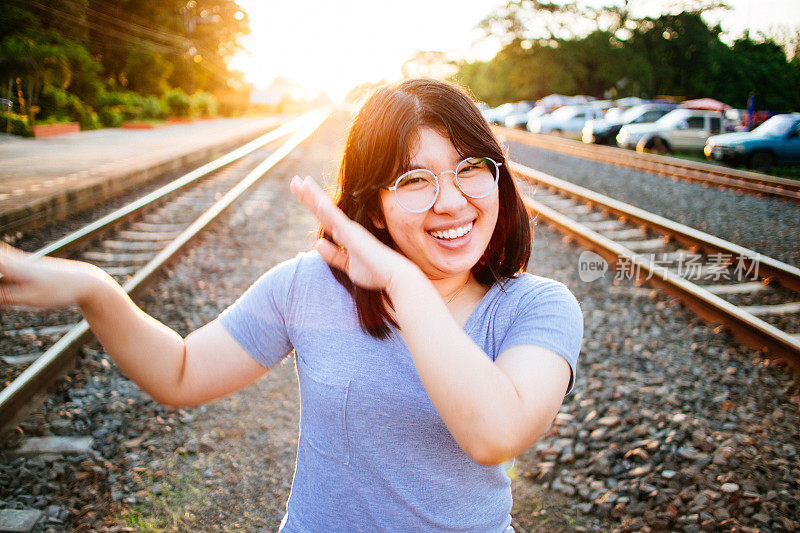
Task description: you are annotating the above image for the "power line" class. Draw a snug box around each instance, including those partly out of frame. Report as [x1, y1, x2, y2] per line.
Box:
[58, 0, 191, 48]
[18, 0, 188, 55]
[9, 0, 240, 86]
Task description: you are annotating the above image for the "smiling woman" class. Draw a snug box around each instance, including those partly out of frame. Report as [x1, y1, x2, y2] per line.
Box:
[0, 79, 583, 532]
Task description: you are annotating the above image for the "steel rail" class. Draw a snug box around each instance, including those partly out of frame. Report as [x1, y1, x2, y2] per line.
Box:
[499, 127, 800, 203]
[512, 163, 800, 293]
[32, 114, 312, 260]
[513, 162, 800, 368]
[0, 110, 328, 431]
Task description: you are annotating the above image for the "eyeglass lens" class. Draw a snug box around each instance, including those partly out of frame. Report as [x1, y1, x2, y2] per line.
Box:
[394, 158, 498, 212]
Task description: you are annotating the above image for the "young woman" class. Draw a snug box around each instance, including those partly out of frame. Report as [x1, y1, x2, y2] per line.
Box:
[0, 79, 583, 532]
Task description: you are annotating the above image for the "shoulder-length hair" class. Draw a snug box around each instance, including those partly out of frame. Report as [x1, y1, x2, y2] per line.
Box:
[320, 78, 531, 339]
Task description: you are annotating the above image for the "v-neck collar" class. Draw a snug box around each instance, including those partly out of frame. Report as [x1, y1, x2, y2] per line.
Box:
[463, 280, 505, 333]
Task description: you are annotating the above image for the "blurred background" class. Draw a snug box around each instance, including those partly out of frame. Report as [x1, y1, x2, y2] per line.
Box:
[1, 0, 798, 134]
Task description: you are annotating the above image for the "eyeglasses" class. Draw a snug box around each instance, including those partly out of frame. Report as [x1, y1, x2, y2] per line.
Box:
[385, 157, 502, 213]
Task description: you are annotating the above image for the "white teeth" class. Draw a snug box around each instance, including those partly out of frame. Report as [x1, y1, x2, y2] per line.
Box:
[429, 221, 473, 240]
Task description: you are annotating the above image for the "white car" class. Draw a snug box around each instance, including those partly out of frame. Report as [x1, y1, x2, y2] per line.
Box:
[504, 105, 549, 129]
[616, 108, 728, 152]
[483, 102, 532, 125]
[527, 105, 603, 135]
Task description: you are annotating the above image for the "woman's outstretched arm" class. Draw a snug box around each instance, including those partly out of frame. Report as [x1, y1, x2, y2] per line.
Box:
[0, 246, 267, 406]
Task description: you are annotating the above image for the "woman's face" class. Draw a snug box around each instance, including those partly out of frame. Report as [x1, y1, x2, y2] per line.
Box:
[376, 127, 500, 280]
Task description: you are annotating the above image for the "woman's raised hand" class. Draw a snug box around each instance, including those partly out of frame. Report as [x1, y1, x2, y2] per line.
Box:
[290, 176, 415, 291]
[0, 244, 100, 310]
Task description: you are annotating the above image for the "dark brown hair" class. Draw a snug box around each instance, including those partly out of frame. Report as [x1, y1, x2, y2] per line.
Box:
[321, 78, 531, 338]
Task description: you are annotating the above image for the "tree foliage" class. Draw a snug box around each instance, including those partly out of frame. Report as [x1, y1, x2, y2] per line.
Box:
[459, 2, 800, 110]
[0, 0, 250, 131]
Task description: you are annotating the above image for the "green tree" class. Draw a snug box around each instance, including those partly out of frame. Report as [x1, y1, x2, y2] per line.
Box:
[459, 1, 799, 111]
[125, 48, 173, 96]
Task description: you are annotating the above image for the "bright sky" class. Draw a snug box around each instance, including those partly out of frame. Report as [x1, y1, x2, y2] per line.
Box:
[230, 0, 800, 102]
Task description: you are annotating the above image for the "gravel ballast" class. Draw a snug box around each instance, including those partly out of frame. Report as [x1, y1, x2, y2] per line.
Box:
[1, 116, 798, 532]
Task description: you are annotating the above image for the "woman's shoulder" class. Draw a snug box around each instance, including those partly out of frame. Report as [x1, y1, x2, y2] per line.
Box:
[293, 249, 331, 276]
[496, 272, 578, 304]
[243, 250, 333, 299]
[264, 249, 330, 279]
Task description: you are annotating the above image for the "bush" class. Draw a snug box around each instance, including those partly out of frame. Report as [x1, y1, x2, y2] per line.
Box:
[0, 111, 33, 137]
[37, 87, 99, 130]
[165, 89, 194, 117]
[38, 87, 71, 119]
[96, 91, 143, 121]
[77, 107, 100, 130]
[98, 107, 124, 128]
[140, 96, 167, 120]
[192, 91, 217, 116]
[95, 91, 139, 108]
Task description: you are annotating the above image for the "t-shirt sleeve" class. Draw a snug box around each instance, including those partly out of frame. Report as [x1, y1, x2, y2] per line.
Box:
[498, 279, 583, 394]
[217, 254, 302, 368]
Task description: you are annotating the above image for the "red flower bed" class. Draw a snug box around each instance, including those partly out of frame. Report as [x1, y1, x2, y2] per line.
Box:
[32, 122, 80, 137]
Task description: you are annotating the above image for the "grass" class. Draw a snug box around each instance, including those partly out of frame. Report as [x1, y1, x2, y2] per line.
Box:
[669, 152, 800, 181]
[117, 459, 210, 531]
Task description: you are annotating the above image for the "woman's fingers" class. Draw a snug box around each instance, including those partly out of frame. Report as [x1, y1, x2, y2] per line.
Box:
[314, 238, 349, 271]
[0, 243, 28, 278]
[0, 282, 26, 307]
[290, 176, 352, 244]
[0, 247, 33, 306]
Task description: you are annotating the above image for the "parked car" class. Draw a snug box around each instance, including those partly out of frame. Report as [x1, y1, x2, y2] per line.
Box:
[504, 105, 549, 129]
[582, 103, 677, 144]
[617, 108, 729, 153]
[527, 105, 603, 135]
[483, 102, 533, 125]
[704, 113, 800, 172]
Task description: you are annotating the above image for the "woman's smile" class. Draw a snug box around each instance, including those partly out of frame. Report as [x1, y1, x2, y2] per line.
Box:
[427, 219, 474, 240]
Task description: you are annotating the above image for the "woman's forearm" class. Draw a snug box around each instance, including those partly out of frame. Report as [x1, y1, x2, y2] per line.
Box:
[77, 264, 187, 404]
[387, 267, 531, 463]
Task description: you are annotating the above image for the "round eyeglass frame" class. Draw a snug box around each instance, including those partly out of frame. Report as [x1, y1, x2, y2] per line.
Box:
[385, 156, 503, 213]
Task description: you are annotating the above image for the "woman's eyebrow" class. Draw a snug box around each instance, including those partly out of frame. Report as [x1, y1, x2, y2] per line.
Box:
[407, 157, 465, 169]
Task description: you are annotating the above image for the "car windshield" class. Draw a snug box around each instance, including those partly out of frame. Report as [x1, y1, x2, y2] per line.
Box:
[550, 106, 582, 119]
[752, 115, 796, 137]
[619, 106, 648, 123]
[527, 106, 548, 118]
[655, 110, 690, 127]
[605, 108, 624, 122]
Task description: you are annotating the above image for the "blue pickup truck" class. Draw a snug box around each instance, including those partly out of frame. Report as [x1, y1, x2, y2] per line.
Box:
[704, 113, 800, 172]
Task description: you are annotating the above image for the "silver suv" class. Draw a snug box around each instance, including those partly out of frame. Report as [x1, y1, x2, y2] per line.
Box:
[617, 108, 729, 153]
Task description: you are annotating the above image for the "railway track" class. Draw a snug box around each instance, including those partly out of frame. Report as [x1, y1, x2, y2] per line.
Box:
[513, 162, 800, 368]
[0, 110, 328, 430]
[499, 127, 800, 204]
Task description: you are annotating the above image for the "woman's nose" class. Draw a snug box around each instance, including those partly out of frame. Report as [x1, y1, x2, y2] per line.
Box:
[432, 172, 468, 214]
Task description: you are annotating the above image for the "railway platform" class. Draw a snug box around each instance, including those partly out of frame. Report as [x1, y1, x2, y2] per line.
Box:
[0, 115, 288, 234]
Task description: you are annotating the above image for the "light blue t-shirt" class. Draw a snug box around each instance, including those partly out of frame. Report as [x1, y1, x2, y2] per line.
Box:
[219, 251, 582, 532]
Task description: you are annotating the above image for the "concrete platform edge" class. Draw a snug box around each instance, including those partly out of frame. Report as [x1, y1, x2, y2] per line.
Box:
[0, 124, 277, 235]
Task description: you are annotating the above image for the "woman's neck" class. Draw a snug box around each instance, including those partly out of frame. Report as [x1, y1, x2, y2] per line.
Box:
[431, 272, 473, 303]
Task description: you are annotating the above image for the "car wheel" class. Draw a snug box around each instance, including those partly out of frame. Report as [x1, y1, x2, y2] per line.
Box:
[748, 151, 775, 173]
[650, 137, 671, 155]
[637, 136, 671, 155]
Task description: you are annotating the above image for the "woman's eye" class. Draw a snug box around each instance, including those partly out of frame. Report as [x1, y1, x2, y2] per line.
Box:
[399, 175, 430, 187]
